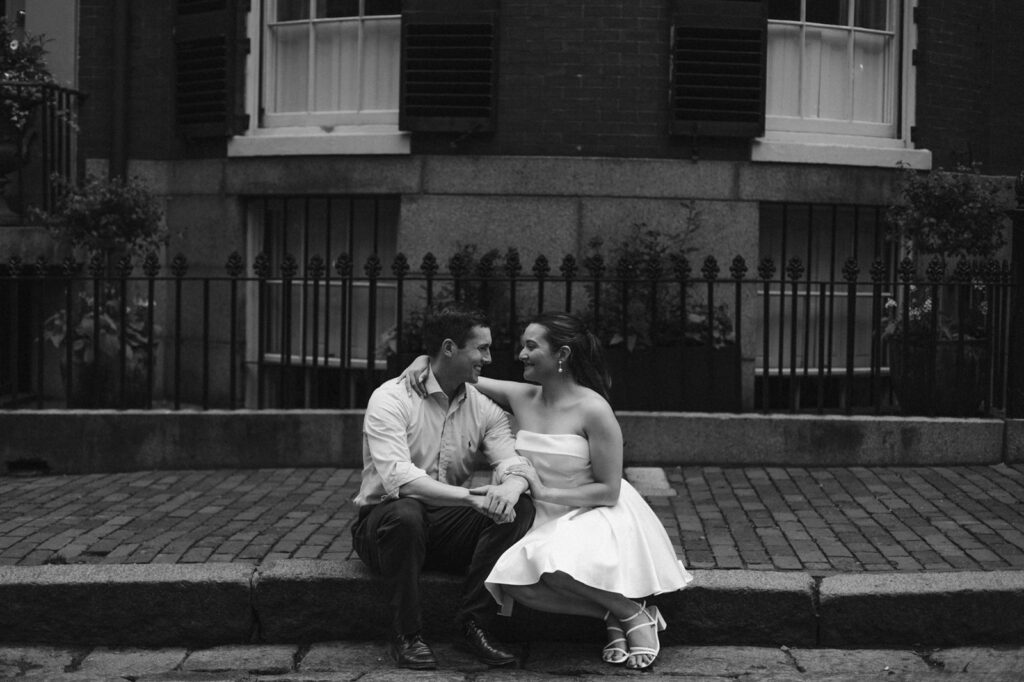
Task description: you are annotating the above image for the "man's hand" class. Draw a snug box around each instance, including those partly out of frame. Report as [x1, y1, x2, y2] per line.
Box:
[467, 480, 523, 523]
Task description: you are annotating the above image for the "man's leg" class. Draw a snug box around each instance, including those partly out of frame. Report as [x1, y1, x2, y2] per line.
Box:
[351, 498, 429, 635]
[423, 495, 536, 624]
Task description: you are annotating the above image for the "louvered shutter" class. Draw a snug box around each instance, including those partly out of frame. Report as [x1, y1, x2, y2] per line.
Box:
[174, 0, 248, 139]
[400, 0, 499, 133]
[669, 0, 766, 137]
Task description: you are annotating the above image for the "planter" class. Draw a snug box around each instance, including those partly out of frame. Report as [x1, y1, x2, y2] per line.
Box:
[63, 357, 151, 408]
[604, 345, 739, 412]
[888, 338, 989, 417]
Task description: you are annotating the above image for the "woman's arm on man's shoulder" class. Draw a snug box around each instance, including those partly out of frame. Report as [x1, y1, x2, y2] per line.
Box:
[474, 376, 536, 411]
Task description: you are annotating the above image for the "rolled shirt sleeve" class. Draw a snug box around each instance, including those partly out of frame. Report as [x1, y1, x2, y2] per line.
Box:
[362, 387, 429, 500]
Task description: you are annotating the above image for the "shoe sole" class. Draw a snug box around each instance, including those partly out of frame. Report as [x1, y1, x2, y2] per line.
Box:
[454, 641, 518, 667]
[390, 647, 438, 670]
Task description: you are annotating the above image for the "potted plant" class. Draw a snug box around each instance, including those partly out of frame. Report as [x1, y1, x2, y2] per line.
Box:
[379, 243, 522, 381]
[883, 163, 1010, 416]
[0, 18, 55, 221]
[584, 215, 739, 411]
[35, 174, 167, 407]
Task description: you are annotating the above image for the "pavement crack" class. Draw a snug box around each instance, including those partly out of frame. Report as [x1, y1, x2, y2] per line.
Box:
[779, 644, 805, 673]
[917, 648, 946, 671]
[249, 564, 263, 643]
[293, 643, 311, 670]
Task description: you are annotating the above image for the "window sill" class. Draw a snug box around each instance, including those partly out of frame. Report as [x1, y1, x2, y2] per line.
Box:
[751, 133, 931, 170]
[227, 126, 411, 157]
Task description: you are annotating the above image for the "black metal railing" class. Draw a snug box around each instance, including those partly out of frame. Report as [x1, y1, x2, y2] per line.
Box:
[0, 250, 1016, 416]
[0, 81, 84, 216]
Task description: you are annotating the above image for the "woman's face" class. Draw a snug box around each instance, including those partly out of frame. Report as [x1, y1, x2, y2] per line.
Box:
[518, 323, 559, 381]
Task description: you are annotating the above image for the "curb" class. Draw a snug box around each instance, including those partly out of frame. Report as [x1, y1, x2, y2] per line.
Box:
[2, 562, 1023, 647]
[1, 412, 1011, 474]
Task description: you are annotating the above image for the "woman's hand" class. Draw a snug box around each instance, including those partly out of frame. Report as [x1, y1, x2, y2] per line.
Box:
[506, 463, 545, 498]
[398, 354, 431, 398]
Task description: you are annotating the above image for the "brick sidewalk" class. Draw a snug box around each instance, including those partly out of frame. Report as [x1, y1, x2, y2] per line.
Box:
[2, 465, 1024, 572]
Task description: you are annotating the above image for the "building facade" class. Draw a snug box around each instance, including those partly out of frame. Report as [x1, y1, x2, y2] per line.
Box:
[4, 0, 1022, 410]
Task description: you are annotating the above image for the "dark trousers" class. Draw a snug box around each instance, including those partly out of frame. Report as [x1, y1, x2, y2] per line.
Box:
[351, 495, 536, 636]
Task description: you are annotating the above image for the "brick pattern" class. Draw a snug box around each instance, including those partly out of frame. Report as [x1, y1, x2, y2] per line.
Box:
[666, 465, 1024, 573]
[0, 469, 360, 566]
[3, 465, 1024, 571]
[914, 1, 1024, 174]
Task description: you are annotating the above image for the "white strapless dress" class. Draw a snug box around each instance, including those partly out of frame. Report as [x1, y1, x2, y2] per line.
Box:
[485, 430, 693, 614]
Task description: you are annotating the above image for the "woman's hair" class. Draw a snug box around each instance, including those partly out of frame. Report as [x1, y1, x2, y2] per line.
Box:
[530, 311, 611, 401]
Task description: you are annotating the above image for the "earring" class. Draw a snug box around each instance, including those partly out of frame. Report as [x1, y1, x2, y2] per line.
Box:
[557, 359, 563, 373]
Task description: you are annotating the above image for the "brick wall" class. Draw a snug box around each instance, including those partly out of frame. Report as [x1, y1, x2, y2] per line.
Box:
[78, 1, 177, 165]
[76, 0, 111, 162]
[410, 0, 745, 159]
[986, 3, 1024, 176]
[76, 2, 1023, 171]
[914, 0, 1024, 175]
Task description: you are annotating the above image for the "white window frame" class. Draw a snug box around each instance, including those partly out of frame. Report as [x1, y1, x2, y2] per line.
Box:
[230, 0, 410, 157]
[753, 0, 931, 169]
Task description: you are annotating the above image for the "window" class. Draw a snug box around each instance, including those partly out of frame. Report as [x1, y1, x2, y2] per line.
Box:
[766, 0, 900, 138]
[756, 203, 897, 409]
[246, 196, 399, 407]
[262, 0, 401, 127]
[232, 0, 409, 155]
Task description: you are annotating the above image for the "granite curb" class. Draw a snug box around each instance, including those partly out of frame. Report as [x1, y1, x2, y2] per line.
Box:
[2, 561, 1023, 648]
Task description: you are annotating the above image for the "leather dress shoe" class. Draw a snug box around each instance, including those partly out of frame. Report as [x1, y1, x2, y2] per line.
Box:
[390, 632, 437, 670]
[458, 619, 518, 666]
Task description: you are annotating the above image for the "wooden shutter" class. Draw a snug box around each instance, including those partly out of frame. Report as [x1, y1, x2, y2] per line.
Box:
[400, 0, 499, 133]
[669, 0, 766, 137]
[174, 0, 249, 139]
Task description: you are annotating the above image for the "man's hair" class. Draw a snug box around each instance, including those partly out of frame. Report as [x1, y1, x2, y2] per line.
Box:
[421, 305, 490, 355]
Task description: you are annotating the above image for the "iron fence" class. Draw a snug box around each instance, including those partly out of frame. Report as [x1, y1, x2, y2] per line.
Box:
[0, 82, 84, 216]
[0, 249, 1016, 416]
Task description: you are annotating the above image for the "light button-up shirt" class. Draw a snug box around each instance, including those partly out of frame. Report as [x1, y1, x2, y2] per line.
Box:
[354, 370, 527, 507]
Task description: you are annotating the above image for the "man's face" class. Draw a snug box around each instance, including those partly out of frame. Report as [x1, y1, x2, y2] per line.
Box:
[450, 325, 493, 384]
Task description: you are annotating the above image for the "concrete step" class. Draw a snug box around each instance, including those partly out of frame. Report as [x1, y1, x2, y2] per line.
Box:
[2, 411, 1018, 474]
[2, 561, 1023, 649]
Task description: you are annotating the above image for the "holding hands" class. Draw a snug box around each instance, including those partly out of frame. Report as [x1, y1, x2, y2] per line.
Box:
[468, 482, 520, 523]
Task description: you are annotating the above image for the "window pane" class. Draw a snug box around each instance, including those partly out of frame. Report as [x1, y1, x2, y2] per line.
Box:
[317, 0, 358, 18]
[803, 26, 850, 119]
[853, 31, 891, 123]
[855, 0, 888, 29]
[270, 24, 310, 112]
[314, 20, 360, 111]
[365, 0, 402, 16]
[806, 0, 849, 26]
[767, 0, 800, 21]
[277, 0, 310, 21]
[360, 17, 401, 111]
[766, 24, 801, 116]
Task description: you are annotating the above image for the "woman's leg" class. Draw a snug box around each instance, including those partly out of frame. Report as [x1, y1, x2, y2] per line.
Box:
[538, 571, 662, 669]
[500, 582, 603, 618]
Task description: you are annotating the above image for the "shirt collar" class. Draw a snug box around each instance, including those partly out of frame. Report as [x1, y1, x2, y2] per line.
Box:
[425, 367, 468, 406]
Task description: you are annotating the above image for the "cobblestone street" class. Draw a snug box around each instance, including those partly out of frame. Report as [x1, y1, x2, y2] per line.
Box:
[3, 464, 1024, 573]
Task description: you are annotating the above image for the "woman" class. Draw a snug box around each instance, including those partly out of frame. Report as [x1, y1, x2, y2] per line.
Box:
[401, 311, 692, 670]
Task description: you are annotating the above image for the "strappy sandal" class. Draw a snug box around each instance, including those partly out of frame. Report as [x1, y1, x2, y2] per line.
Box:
[621, 601, 667, 671]
[602, 611, 628, 665]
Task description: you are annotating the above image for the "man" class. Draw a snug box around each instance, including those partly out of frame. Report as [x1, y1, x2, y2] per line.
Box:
[352, 306, 535, 670]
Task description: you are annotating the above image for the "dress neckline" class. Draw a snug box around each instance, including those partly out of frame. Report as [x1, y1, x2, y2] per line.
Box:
[517, 429, 587, 440]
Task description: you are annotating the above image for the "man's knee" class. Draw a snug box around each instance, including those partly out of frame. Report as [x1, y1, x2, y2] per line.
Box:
[377, 498, 428, 540]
